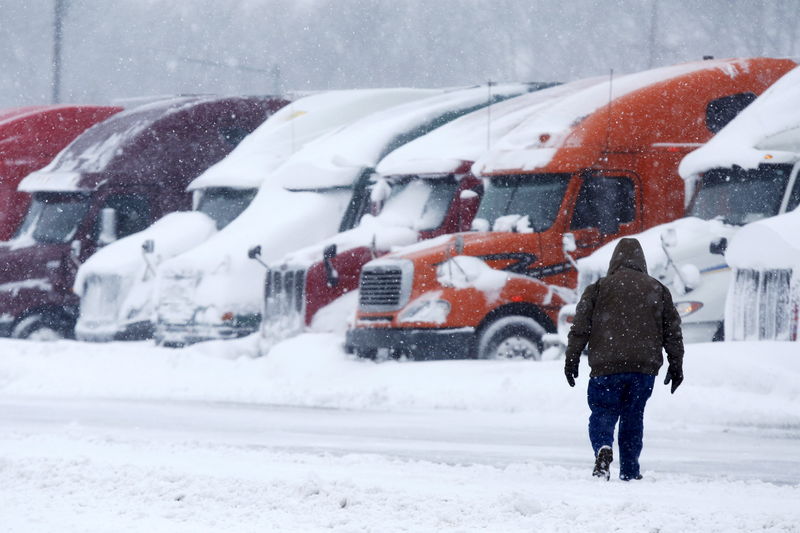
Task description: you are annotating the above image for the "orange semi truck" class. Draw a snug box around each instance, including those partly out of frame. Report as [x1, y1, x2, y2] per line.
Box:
[345, 57, 796, 360]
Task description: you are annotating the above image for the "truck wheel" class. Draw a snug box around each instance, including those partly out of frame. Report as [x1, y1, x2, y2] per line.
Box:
[477, 316, 545, 360]
[12, 314, 71, 341]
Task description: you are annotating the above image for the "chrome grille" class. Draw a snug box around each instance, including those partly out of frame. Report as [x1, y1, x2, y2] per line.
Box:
[264, 268, 306, 320]
[730, 268, 794, 341]
[359, 268, 403, 307]
[80, 274, 123, 323]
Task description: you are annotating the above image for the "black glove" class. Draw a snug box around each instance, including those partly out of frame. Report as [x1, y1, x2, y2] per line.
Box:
[565, 359, 579, 387]
[664, 364, 683, 394]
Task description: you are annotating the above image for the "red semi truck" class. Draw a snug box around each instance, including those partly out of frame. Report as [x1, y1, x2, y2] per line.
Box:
[0, 105, 121, 240]
[345, 57, 796, 360]
[0, 95, 287, 339]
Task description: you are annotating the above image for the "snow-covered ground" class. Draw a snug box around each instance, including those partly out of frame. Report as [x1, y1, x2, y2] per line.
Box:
[1, 335, 798, 532]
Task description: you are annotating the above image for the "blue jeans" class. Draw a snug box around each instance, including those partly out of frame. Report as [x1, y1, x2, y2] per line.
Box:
[588, 372, 655, 479]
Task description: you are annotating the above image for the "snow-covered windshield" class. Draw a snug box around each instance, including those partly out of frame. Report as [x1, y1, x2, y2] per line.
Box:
[376, 178, 458, 231]
[14, 192, 90, 244]
[475, 173, 570, 232]
[196, 187, 257, 230]
[688, 164, 793, 225]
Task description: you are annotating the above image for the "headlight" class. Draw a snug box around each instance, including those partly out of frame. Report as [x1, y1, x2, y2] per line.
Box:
[675, 301, 703, 317]
[398, 298, 451, 324]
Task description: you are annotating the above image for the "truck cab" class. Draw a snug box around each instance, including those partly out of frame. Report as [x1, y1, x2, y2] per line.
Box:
[345, 57, 796, 360]
[0, 105, 121, 240]
[0, 95, 280, 339]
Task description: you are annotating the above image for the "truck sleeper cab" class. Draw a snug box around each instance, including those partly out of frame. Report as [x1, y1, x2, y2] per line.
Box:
[0, 95, 280, 340]
[345, 57, 796, 360]
[0, 105, 122, 240]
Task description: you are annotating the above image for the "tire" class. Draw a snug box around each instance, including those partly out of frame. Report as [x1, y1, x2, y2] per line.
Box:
[477, 315, 546, 360]
[712, 322, 725, 342]
[12, 313, 72, 341]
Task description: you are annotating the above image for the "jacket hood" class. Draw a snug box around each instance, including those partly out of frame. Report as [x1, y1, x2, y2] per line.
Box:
[607, 237, 647, 275]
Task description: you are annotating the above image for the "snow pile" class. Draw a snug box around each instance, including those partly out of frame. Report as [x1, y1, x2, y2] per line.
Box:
[271, 84, 529, 190]
[436, 255, 510, 302]
[0, 336, 798, 430]
[680, 66, 800, 190]
[376, 78, 603, 177]
[474, 58, 759, 176]
[189, 88, 438, 190]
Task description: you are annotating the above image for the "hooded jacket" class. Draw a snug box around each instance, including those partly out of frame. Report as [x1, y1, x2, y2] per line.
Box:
[565, 238, 684, 377]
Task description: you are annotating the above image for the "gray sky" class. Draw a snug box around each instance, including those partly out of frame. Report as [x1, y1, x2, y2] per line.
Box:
[1, 0, 798, 107]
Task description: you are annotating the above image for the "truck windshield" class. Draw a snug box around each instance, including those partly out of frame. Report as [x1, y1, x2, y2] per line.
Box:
[197, 187, 257, 229]
[476, 173, 571, 232]
[14, 192, 90, 244]
[689, 164, 793, 225]
[377, 177, 458, 231]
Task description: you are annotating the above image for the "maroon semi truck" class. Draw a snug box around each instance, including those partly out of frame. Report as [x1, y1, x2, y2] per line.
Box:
[258, 82, 590, 350]
[0, 95, 287, 339]
[0, 105, 122, 240]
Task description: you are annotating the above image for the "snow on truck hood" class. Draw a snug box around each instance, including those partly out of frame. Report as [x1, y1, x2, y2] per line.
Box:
[680, 66, 800, 187]
[577, 217, 733, 281]
[188, 88, 440, 191]
[377, 78, 603, 177]
[269, 84, 532, 190]
[473, 58, 762, 176]
[727, 207, 800, 269]
[74, 211, 217, 295]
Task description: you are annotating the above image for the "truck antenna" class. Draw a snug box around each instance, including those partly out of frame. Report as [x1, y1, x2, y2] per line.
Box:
[487, 80, 495, 150]
[603, 69, 614, 162]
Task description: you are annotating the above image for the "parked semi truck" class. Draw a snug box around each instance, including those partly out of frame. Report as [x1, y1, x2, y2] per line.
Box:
[0, 105, 121, 240]
[562, 64, 800, 347]
[0, 95, 282, 339]
[259, 81, 610, 351]
[344, 57, 796, 360]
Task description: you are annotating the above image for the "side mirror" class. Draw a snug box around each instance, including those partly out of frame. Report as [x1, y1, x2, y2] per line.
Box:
[248, 245, 262, 260]
[142, 239, 155, 254]
[458, 189, 481, 232]
[660, 228, 678, 249]
[69, 239, 82, 267]
[562, 233, 577, 254]
[709, 237, 728, 256]
[97, 207, 118, 246]
[248, 245, 268, 269]
[323, 243, 339, 288]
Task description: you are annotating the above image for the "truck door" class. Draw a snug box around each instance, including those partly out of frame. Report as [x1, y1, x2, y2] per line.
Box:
[569, 171, 639, 256]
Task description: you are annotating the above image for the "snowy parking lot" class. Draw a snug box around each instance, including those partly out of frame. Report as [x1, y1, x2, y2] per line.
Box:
[1, 335, 799, 532]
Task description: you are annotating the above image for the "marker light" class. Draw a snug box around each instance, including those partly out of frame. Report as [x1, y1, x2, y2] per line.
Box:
[675, 301, 703, 317]
[221, 311, 235, 321]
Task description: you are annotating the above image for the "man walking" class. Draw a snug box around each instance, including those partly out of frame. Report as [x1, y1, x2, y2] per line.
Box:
[564, 237, 684, 481]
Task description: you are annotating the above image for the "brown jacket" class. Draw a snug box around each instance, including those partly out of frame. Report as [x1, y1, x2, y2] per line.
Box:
[565, 238, 684, 377]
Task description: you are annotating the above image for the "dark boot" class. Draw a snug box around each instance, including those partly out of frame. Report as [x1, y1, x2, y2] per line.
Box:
[620, 474, 643, 481]
[593, 445, 613, 480]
